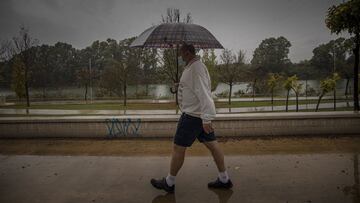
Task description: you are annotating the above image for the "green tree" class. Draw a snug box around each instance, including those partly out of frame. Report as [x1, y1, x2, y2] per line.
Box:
[31, 45, 54, 99]
[0, 62, 4, 84]
[122, 37, 142, 105]
[75, 66, 91, 101]
[251, 36, 292, 73]
[50, 42, 77, 87]
[11, 56, 26, 100]
[246, 65, 268, 101]
[267, 73, 283, 111]
[101, 59, 125, 98]
[310, 37, 353, 110]
[202, 49, 218, 91]
[311, 43, 333, 77]
[12, 26, 38, 107]
[316, 73, 340, 111]
[343, 38, 356, 106]
[77, 40, 110, 101]
[101, 37, 141, 106]
[290, 76, 302, 112]
[283, 75, 301, 112]
[287, 60, 318, 105]
[218, 49, 246, 105]
[326, 0, 360, 111]
[140, 48, 158, 96]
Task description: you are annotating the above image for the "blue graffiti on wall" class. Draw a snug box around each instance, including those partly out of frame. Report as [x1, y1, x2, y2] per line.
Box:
[105, 118, 141, 138]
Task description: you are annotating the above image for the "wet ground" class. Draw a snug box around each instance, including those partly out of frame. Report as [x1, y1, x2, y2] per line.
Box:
[0, 137, 360, 203]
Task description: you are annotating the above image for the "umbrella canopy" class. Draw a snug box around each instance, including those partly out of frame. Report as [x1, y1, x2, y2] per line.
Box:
[130, 23, 223, 103]
[130, 23, 223, 49]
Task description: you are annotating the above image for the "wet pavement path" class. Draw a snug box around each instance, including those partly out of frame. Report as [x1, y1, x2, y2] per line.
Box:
[0, 150, 359, 202]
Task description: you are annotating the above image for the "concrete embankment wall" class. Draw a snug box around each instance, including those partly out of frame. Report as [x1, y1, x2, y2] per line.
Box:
[0, 112, 359, 138]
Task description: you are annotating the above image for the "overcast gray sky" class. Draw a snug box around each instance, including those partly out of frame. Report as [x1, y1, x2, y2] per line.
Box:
[0, 0, 349, 63]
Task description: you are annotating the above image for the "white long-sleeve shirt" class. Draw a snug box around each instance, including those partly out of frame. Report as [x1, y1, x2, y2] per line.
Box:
[178, 57, 216, 124]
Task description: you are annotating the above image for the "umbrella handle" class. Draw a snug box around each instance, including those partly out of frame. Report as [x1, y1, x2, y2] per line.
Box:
[170, 82, 178, 94]
[170, 87, 177, 94]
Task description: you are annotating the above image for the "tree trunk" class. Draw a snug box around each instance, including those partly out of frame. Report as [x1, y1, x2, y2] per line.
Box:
[353, 153, 360, 203]
[316, 94, 324, 112]
[345, 78, 350, 107]
[296, 92, 299, 112]
[354, 33, 360, 111]
[271, 88, 274, 111]
[334, 82, 337, 111]
[175, 45, 179, 106]
[252, 79, 256, 102]
[123, 82, 127, 107]
[175, 90, 178, 106]
[84, 84, 88, 102]
[25, 81, 30, 107]
[170, 82, 178, 109]
[305, 80, 308, 110]
[42, 87, 46, 101]
[286, 90, 289, 112]
[145, 84, 149, 96]
[228, 83, 232, 105]
[135, 85, 138, 99]
[24, 67, 30, 107]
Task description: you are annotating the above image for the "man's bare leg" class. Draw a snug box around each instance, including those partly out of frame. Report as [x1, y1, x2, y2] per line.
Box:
[203, 140, 232, 188]
[203, 140, 226, 172]
[170, 144, 187, 176]
[150, 143, 186, 192]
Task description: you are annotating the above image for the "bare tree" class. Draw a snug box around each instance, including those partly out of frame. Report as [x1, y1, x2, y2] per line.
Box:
[0, 40, 14, 84]
[0, 40, 14, 61]
[161, 8, 192, 24]
[12, 25, 38, 107]
[218, 49, 246, 105]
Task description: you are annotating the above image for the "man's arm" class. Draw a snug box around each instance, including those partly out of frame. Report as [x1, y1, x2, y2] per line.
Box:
[192, 65, 216, 132]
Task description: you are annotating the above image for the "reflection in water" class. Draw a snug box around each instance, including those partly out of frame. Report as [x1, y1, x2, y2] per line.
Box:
[151, 189, 233, 203]
[152, 193, 176, 203]
[209, 188, 234, 203]
[353, 154, 359, 203]
[343, 153, 360, 203]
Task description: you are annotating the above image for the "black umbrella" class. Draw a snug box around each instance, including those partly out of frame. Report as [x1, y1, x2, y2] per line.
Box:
[130, 23, 223, 49]
[130, 23, 224, 97]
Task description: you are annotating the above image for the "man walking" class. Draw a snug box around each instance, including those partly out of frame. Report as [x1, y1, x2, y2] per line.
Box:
[151, 43, 233, 193]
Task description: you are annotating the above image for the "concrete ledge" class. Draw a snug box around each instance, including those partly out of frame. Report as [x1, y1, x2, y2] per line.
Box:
[0, 112, 359, 138]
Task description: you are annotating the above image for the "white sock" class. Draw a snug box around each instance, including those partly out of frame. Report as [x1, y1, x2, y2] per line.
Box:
[165, 174, 176, 186]
[218, 171, 229, 183]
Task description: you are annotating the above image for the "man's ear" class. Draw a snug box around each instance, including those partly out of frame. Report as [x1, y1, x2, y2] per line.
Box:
[185, 50, 190, 57]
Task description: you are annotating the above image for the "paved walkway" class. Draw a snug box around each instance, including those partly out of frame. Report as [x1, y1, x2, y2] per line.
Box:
[0, 153, 359, 203]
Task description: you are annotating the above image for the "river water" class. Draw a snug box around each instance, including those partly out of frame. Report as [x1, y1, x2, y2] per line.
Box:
[0, 79, 353, 100]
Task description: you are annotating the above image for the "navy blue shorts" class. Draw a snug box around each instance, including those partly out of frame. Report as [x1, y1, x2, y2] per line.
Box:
[174, 113, 216, 147]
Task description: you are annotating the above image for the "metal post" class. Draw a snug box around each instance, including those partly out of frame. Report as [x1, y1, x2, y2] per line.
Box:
[89, 58, 93, 103]
[305, 80, 308, 110]
[175, 44, 179, 106]
[176, 44, 179, 84]
[333, 44, 336, 110]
